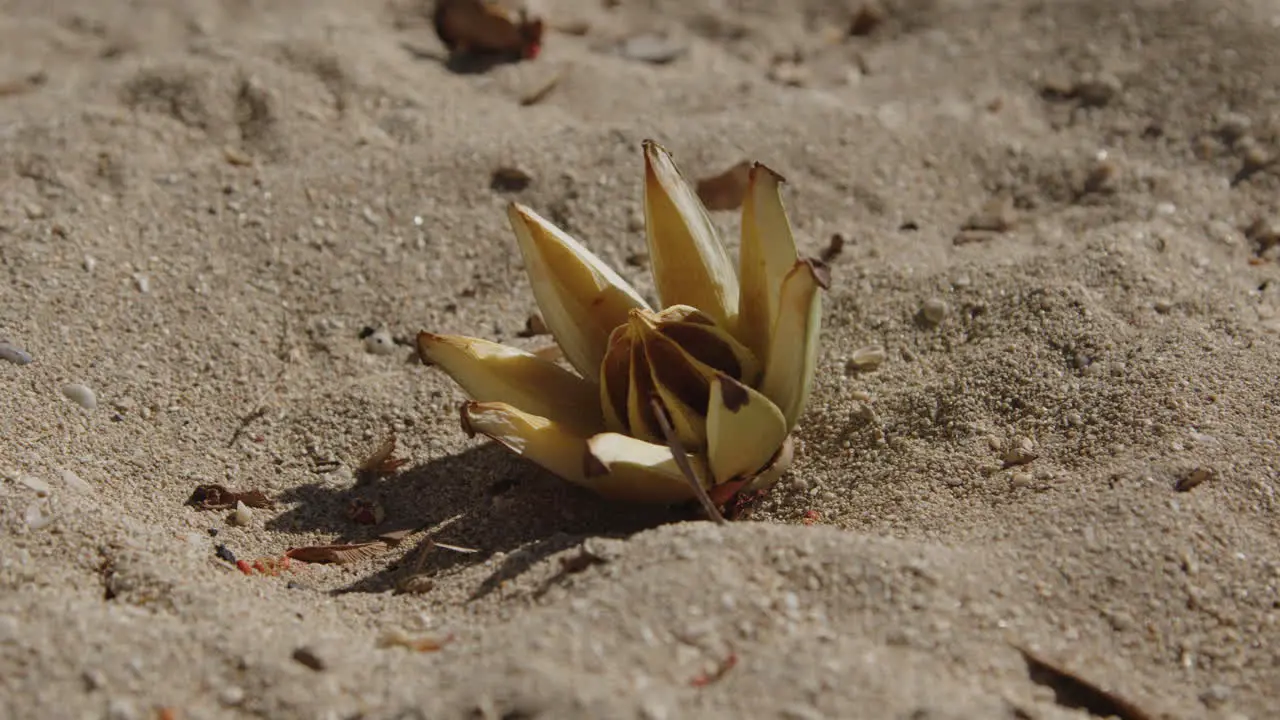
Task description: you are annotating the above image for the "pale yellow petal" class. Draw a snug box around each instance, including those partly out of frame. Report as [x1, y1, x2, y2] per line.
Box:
[507, 202, 650, 379]
[737, 163, 799, 362]
[706, 373, 789, 486]
[585, 432, 709, 504]
[460, 402, 703, 504]
[760, 259, 829, 429]
[642, 140, 739, 328]
[418, 332, 602, 436]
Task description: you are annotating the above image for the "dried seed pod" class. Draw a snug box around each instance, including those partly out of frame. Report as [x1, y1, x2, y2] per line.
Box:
[433, 0, 544, 60]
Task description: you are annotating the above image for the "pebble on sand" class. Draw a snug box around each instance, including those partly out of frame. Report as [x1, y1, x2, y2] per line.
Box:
[62, 383, 98, 410]
[363, 328, 396, 355]
[229, 500, 253, 526]
[920, 298, 950, 326]
[0, 341, 32, 365]
[59, 468, 92, 493]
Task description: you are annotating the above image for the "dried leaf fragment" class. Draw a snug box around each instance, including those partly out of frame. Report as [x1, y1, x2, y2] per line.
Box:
[187, 484, 274, 510]
[820, 233, 846, 263]
[358, 434, 409, 480]
[285, 541, 389, 564]
[695, 161, 752, 211]
[433, 0, 544, 60]
[491, 166, 533, 192]
[1175, 467, 1213, 492]
[1016, 646, 1156, 720]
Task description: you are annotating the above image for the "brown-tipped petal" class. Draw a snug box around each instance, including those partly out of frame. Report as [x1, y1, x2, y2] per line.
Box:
[639, 329, 710, 451]
[507, 203, 651, 379]
[642, 140, 740, 328]
[460, 401, 702, 504]
[738, 163, 800, 362]
[760, 259, 828, 429]
[706, 373, 789, 486]
[418, 333, 603, 436]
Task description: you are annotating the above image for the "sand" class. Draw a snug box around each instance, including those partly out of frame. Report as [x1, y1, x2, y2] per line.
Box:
[2, 0, 1278, 717]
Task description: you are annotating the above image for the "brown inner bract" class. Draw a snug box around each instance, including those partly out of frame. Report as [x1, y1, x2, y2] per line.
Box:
[599, 306, 760, 450]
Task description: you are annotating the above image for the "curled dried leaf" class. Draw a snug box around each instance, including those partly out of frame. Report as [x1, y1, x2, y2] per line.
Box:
[285, 541, 389, 564]
[187, 484, 274, 510]
[358, 434, 409, 479]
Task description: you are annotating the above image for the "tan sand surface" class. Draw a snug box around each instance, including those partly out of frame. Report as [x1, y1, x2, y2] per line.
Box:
[2, 0, 1279, 718]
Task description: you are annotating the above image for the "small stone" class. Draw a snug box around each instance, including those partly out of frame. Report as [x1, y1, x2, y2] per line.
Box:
[1074, 72, 1121, 107]
[133, 274, 150, 293]
[919, 298, 949, 325]
[218, 685, 246, 707]
[1002, 437, 1037, 467]
[846, 344, 887, 372]
[61, 383, 97, 410]
[1199, 684, 1231, 709]
[1153, 300, 1174, 314]
[25, 502, 53, 530]
[768, 60, 810, 87]
[1010, 472, 1033, 488]
[215, 544, 237, 563]
[963, 196, 1016, 232]
[0, 340, 32, 365]
[363, 328, 396, 355]
[24, 202, 46, 220]
[16, 474, 52, 496]
[59, 468, 92, 493]
[615, 33, 687, 64]
[1082, 159, 1118, 194]
[1066, 412, 1084, 427]
[1217, 113, 1252, 144]
[229, 500, 253, 526]
[291, 646, 326, 671]
[83, 255, 97, 273]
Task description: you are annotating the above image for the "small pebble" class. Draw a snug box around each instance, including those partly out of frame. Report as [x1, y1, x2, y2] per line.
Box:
[59, 468, 92, 493]
[846, 344, 887, 372]
[0, 341, 32, 365]
[1010, 472, 1033, 489]
[920, 298, 949, 325]
[133, 274, 150, 293]
[61, 383, 98, 410]
[83, 255, 97, 273]
[363, 328, 396, 355]
[25, 502, 53, 530]
[229, 500, 253, 526]
[17, 474, 52, 496]
[1175, 467, 1214, 493]
[215, 544, 237, 564]
[292, 646, 327, 671]
[218, 685, 246, 707]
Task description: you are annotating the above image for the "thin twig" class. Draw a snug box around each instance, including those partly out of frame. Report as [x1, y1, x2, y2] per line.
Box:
[649, 396, 725, 524]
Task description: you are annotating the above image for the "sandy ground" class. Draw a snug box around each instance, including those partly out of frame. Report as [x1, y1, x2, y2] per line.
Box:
[3, 0, 1279, 718]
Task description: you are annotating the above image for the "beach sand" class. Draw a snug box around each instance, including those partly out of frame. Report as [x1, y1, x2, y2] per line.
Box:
[2, 0, 1278, 717]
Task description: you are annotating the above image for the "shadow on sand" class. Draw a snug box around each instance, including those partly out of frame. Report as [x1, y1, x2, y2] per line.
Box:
[267, 442, 698, 598]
